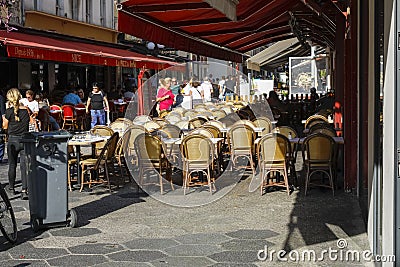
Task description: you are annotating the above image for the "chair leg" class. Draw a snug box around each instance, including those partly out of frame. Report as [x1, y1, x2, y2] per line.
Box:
[80, 165, 85, 192]
[304, 166, 310, 196]
[329, 168, 334, 196]
[284, 165, 290, 195]
[249, 154, 255, 176]
[207, 168, 212, 193]
[67, 163, 72, 191]
[159, 166, 164, 195]
[105, 163, 111, 193]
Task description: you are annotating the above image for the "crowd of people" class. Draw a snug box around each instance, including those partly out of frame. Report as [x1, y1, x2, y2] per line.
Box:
[155, 75, 239, 113]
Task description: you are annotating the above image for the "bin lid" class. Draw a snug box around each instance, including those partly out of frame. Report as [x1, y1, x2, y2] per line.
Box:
[21, 130, 72, 141]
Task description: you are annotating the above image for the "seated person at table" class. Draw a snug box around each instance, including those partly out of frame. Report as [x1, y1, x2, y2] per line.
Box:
[62, 89, 82, 106]
[35, 93, 60, 130]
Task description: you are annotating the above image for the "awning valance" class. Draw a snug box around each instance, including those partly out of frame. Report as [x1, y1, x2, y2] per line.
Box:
[0, 30, 177, 69]
[246, 38, 309, 71]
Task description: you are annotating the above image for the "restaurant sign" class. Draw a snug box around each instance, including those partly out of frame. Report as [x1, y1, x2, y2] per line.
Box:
[7, 45, 136, 67]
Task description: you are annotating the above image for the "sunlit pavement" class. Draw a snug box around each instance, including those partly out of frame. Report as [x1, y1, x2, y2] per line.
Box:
[0, 157, 371, 267]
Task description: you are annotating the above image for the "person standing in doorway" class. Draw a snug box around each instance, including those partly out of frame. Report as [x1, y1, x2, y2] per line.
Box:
[86, 83, 109, 128]
[3, 88, 30, 199]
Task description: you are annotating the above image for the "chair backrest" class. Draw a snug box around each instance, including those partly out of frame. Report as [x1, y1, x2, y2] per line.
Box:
[75, 103, 86, 117]
[212, 109, 227, 120]
[205, 120, 225, 129]
[90, 126, 115, 155]
[110, 120, 132, 133]
[302, 133, 335, 163]
[61, 105, 75, 118]
[49, 105, 62, 120]
[162, 124, 181, 138]
[133, 115, 152, 123]
[202, 124, 221, 138]
[272, 126, 298, 139]
[153, 117, 168, 127]
[144, 120, 161, 132]
[188, 117, 207, 129]
[305, 114, 329, 129]
[190, 128, 214, 138]
[181, 134, 213, 164]
[252, 117, 272, 134]
[175, 120, 190, 129]
[221, 106, 234, 114]
[134, 132, 164, 162]
[219, 112, 240, 127]
[233, 119, 256, 129]
[105, 132, 120, 160]
[258, 133, 290, 163]
[228, 124, 255, 150]
[309, 123, 336, 137]
[123, 125, 147, 157]
[115, 117, 134, 126]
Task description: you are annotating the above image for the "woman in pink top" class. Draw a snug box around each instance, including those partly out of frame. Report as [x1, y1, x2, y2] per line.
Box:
[156, 78, 175, 111]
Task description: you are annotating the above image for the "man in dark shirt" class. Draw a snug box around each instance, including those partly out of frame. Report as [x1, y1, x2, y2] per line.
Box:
[86, 83, 109, 128]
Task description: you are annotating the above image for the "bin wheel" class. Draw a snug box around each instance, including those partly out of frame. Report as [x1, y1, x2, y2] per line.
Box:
[68, 208, 78, 228]
[31, 218, 40, 232]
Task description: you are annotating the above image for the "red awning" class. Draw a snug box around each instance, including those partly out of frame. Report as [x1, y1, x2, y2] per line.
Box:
[0, 30, 177, 69]
[118, 0, 343, 62]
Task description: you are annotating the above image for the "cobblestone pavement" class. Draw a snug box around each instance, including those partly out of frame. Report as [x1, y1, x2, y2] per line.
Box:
[0, 156, 371, 266]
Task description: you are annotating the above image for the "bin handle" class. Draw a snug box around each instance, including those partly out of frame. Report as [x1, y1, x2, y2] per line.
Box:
[42, 144, 57, 157]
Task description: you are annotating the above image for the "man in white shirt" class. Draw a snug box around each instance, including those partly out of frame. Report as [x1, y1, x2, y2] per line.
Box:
[201, 77, 213, 102]
[20, 90, 39, 117]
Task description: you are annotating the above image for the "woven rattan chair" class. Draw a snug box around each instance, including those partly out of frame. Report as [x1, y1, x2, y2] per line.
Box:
[162, 124, 181, 138]
[175, 120, 190, 130]
[228, 124, 256, 175]
[180, 134, 216, 195]
[144, 120, 161, 132]
[134, 133, 173, 194]
[188, 117, 208, 129]
[252, 117, 273, 135]
[212, 109, 227, 120]
[123, 125, 147, 164]
[79, 133, 119, 192]
[90, 126, 115, 156]
[302, 133, 336, 196]
[110, 120, 133, 134]
[258, 133, 291, 195]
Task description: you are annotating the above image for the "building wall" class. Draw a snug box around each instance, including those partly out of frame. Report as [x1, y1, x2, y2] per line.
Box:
[382, 0, 396, 265]
[22, 0, 115, 30]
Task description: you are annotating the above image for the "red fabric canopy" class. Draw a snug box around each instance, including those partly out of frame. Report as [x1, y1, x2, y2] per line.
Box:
[118, 0, 343, 62]
[0, 30, 177, 69]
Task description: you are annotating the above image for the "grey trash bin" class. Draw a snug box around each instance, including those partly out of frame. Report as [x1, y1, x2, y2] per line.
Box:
[22, 131, 78, 231]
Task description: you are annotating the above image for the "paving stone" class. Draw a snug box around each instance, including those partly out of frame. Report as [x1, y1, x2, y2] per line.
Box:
[68, 243, 124, 254]
[0, 251, 12, 261]
[47, 254, 108, 266]
[221, 239, 274, 251]
[50, 227, 101, 237]
[151, 256, 215, 267]
[208, 251, 259, 263]
[226, 229, 279, 240]
[0, 259, 49, 266]
[94, 262, 151, 267]
[124, 238, 179, 250]
[8, 243, 69, 260]
[12, 206, 27, 212]
[164, 244, 223, 256]
[107, 250, 167, 262]
[210, 263, 258, 267]
[174, 233, 231, 245]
